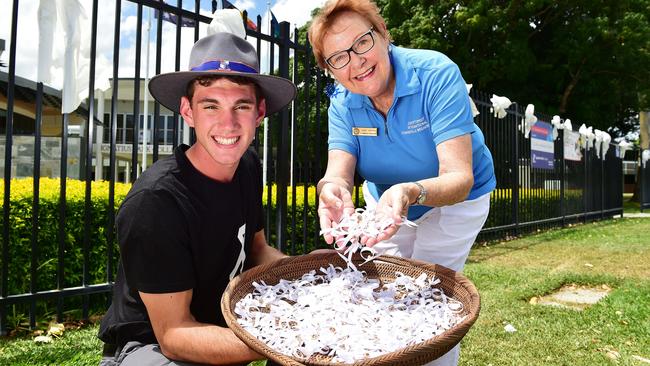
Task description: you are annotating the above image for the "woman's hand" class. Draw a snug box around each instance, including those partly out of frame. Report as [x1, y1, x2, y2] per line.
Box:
[318, 182, 355, 244]
[363, 183, 414, 247]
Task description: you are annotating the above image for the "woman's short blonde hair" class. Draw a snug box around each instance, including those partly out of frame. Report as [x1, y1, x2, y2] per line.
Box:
[308, 0, 390, 70]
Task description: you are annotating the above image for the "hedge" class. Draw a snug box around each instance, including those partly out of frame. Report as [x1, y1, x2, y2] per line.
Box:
[0, 178, 130, 297]
[0, 179, 585, 298]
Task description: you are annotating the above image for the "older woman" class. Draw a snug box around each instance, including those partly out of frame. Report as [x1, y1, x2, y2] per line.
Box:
[309, 0, 495, 364]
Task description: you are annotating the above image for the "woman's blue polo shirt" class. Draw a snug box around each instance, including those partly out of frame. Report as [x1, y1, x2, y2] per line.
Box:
[327, 46, 496, 220]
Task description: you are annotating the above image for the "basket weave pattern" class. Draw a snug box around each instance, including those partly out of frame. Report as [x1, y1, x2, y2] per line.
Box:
[221, 252, 480, 366]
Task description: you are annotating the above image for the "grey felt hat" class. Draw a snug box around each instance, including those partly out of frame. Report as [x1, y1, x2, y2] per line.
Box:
[148, 32, 296, 115]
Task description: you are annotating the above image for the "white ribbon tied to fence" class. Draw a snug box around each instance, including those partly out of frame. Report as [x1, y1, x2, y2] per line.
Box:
[578, 124, 596, 150]
[643, 150, 650, 168]
[601, 131, 611, 159]
[563, 119, 572, 132]
[618, 141, 633, 159]
[586, 126, 596, 150]
[551, 115, 562, 140]
[490, 94, 512, 119]
[594, 129, 613, 159]
[523, 104, 537, 138]
[594, 129, 605, 158]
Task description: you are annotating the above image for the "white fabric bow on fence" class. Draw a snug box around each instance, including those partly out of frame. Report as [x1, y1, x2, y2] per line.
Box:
[601, 132, 611, 159]
[643, 150, 650, 168]
[207, 9, 247, 39]
[594, 130, 612, 159]
[551, 115, 562, 140]
[523, 104, 537, 138]
[490, 94, 512, 119]
[618, 141, 633, 159]
[578, 124, 595, 150]
[594, 129, 605, 158]
[563, 119, 572, 132]
[586, 126, 596, 150]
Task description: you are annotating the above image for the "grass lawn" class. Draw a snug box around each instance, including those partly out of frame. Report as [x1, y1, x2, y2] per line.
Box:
[623, 192, 644, 214]
[462, 217, 650, 365]
[1, 217, 648, 365]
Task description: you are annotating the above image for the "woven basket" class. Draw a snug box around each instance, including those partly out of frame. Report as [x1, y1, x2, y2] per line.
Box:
[221, 252, 480, 366]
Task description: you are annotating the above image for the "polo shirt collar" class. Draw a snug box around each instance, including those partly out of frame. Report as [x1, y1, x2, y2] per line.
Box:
[339, 45, 421, 109]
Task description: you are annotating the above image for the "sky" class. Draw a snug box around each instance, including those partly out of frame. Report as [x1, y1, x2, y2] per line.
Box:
[0, 0, 326, 90]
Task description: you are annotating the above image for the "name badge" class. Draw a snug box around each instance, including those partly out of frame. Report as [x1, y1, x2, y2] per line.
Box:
[352, 127, 378, 136]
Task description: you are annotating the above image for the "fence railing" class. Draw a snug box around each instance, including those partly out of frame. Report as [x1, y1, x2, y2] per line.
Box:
[0, 0, 644, 335]
[470, 89, 624, 239]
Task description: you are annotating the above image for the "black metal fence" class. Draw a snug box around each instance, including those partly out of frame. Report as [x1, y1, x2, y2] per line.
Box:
[0, 0, 642, 335]
[470, 89, 625, 240]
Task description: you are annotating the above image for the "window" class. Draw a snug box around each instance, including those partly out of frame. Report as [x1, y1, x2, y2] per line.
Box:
[125, 114, 135, 144]
[139, 115, 152, 143]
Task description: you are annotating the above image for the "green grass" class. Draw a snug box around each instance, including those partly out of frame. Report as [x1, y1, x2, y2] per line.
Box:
[461, 217, 650, 365]
[622, 192, 645, 214]
[1, 217, 648, 366]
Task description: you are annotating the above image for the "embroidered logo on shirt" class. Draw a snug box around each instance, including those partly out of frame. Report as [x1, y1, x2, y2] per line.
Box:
[401, 117, 429, 135]
[352, 127, 378, 136]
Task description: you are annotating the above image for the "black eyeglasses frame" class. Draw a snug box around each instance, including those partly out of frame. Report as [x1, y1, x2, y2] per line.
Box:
[325, 27, 375, 70]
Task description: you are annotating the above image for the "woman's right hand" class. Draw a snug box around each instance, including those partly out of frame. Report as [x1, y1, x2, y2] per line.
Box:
[317, 182, 355, 244]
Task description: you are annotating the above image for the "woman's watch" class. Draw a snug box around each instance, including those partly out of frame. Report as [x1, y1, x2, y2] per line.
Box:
[412, 182, 427, 205]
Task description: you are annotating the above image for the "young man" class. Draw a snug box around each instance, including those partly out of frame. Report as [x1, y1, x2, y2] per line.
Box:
[98, 32, 297, 366]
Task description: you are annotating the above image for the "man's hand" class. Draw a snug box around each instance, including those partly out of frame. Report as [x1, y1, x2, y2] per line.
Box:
[318, 182, 355, 244]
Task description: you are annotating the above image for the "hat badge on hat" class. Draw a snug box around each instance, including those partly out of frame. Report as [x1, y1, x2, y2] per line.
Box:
[148, 32, 296, 115]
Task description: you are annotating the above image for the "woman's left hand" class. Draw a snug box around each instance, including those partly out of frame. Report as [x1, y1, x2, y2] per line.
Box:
[363, 183, 412, 247]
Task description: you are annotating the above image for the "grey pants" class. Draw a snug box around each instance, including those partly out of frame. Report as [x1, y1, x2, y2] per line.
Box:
[100, 341, 215, 366]
[100, 342, 276, 366]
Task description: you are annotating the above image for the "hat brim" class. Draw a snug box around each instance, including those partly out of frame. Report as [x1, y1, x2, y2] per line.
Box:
[148, 71, 297, 116]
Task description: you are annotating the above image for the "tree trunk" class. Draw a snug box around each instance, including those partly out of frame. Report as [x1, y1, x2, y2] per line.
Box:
[559, 58, 587, 114]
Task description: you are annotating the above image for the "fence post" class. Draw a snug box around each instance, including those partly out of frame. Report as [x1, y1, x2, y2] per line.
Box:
[275, 21, 291, 252]
[558, 130, 566, 227]
[583, 146, 589, 222]
[511, 103, 520, 236]
[601, 150, 605, 219]
[641, 152, 644, 213]
[1, 0, 20, 336]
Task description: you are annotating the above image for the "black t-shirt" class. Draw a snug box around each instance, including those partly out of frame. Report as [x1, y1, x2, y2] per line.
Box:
[98, 145, 264, 348]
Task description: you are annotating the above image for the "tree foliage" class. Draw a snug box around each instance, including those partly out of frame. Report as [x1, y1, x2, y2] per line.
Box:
[377, 0, 650, 135]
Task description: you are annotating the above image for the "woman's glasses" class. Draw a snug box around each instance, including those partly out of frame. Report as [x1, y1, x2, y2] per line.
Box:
[325, 28, 375, 70]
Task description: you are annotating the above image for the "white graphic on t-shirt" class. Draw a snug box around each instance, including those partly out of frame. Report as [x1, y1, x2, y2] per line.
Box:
[229, 224, 247, 280]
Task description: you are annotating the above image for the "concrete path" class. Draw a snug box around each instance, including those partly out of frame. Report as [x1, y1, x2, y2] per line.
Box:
[622, 212, 650, 218]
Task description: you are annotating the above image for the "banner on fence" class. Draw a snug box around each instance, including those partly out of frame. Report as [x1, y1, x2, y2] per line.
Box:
[531, 121, 554, 170]
[563, 130, 582, 161]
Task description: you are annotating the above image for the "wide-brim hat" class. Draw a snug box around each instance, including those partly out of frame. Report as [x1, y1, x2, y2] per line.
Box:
[148, 32, 296, 115]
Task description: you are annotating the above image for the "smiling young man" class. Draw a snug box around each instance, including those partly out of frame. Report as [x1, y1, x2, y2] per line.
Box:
[98, 32, 296, 366]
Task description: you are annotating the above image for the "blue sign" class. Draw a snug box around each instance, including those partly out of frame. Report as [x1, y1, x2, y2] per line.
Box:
[531, 121, 554, 170]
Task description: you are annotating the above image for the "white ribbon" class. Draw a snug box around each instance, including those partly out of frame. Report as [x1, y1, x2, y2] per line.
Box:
[643, 150, 650, 168]
[523, 104, 537, 138]
[490, 94, 512, 119]
[578, 124, 595, 150]
[586, 127, 596, 150]
[601, 132, 611, 159]
[618, 141, 633, 159]
[594, 129, 605, 158]
[578, 124, 588, 149]
[551, 115, 562, 140]
[235, 265, 465, 363]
